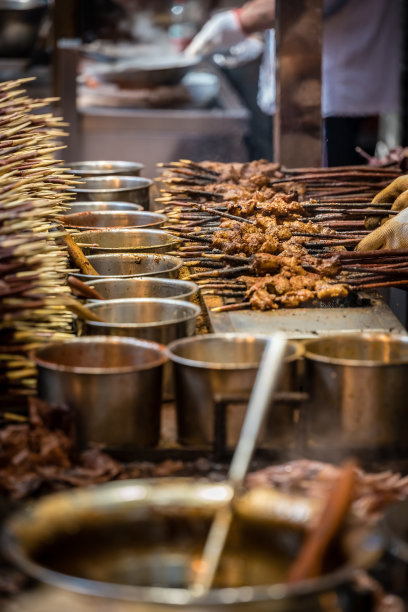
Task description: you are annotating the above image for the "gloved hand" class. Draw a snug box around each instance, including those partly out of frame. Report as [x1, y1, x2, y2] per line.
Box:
[184, 10, 247, 57]
[357, 207, 408, 251]
[365, 175, 408, 230]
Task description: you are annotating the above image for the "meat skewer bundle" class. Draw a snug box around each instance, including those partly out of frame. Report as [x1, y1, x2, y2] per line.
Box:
[157, 159, 408, 312]
[0, 78, 78, 407]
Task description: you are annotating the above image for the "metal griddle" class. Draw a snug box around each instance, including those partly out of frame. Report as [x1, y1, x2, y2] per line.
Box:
[203, 294, 405, 339]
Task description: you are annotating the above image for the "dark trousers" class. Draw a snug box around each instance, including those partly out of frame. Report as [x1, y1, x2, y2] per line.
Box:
[324, 116, 379, 166]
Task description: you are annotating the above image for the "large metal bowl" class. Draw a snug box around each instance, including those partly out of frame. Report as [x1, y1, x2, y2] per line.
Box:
[303, 333, 408, 455]
[82, 298, 200, 345]
[62, 210, 167, 231]
[85, 277, 198, 302]
[166, 334, 303, 449]
[32, 336, 167, 449]
[73, 228, 180, 255]
[2, 479, 381, 610]
[70, 176, 152, 208]
[63, 201, 143, 214]
[97, 55, 201, 88]
[72, 253, 183, 282]
[67, 160, 144, 177]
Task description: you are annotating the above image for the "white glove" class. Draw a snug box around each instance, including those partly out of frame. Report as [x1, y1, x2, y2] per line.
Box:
[357, 207, 408, 251]
[184, 10, 247, 57]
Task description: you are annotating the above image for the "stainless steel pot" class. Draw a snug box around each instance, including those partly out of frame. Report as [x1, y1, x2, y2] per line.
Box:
[71, 176, 152, 208]
[63, 201, 143, 214]
[303, 333, 408, 455]
[81, 298, 200, 345]
[85, 277, 198, 302]
[166, 334, 302, 449]
[72, 253, 183, 282]
[73, 228, 180, 255]
[67, 160, 144, 177]
[33, 336, 167, 449]
[2, 479, 381, 612]
[0, 0, 47, 58]
[62, 210, 166, 231]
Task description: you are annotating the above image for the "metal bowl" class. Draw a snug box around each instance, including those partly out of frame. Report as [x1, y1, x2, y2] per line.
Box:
[67, 160, 144, 177]
[73, 228, 180, 255]
[85, 277, 198, 302]
[82, 298, 200, 345]
[72, 253, 183, 282]
[0, 0, 47, 58]
[63, 201, 143, 214]
[166, 334, 303, 448]
[70, 176, 152, 208]
[62, 210, 167, 231]
[2, 479, 381, 609]
[97, 55, 201, 88]
[32, 336, 167, 449]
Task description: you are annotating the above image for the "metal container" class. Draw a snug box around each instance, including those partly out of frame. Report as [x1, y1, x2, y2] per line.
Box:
[71, 176, 152, 209]
[85, 277, 198, 302]
[63, 201, 143, 214]
[73, 228, 180, 255]
[303, 333, 408, 455]
[67, 160, 144, 177]
[33, 336, 167, 449]
[2, 479, 381, 612]
[0, 0, 47, 58]
[72, 253, 183, 282]
[82, 298, 200, 345]
[166, 334, 302, 449]
[62, 210, 167, 231]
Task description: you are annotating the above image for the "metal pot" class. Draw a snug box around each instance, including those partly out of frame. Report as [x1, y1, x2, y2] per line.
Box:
[72, 228, 180, 255]
[67, 160, 144, 177]
[72, 253, 183, 282]
[63, 201, 143, 214]
[303, 333, 408, 456]
[85, 277, 198, 302]
[71, 176, 152, 209]
[2, 479, 381, 612]
[81, 298, 200, 345]
[166, 334, 302, 449]
[33, 336, 167, 449]
[0, 0, 47, 58]
[62, 210, 166, 231]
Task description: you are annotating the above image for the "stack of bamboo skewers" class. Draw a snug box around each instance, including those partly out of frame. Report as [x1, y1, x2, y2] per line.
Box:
[0, 78, 78, 408]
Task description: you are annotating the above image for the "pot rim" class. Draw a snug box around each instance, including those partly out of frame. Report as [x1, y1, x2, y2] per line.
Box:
[304, 333, 408, 367]
[85, 298, 201, 330]
[31, 336, 168, 374]
[63, 211, 167, 231]
[166, 334, 303, 370]
[85, 277, 198, 301]
[67, 161, 144, 176]
[71, 176, 152, 193]
[72, 228, 181, 251]
[2, 478, 380, 607]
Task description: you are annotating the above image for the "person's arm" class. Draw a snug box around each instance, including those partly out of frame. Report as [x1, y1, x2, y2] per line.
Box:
[185, 0, 275, 57]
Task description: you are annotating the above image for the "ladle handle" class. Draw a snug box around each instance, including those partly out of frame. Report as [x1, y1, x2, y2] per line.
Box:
[229, 333, 287, 486]
[192, 333, 287, 595]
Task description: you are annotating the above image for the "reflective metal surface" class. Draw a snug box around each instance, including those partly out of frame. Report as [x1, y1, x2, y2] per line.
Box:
[67, 160, 144, 177]
[303, 333, 408, 454]
[71, 176, 152, 208]
[62, 211, 166, 231]
[166, 334, 302, 449]
[2, 479, 381, 610]
[64, 201, 143, 214]
[33, 336, 166, 449]
[274, 0, 323, 166]
[97, 56, 201, 89]
[82, 298, 200, 345]
[85, 277, 198, 302]
[0, 0, 47, 57]
[73, 229, 180, 255]
[72, 253, 183, 282]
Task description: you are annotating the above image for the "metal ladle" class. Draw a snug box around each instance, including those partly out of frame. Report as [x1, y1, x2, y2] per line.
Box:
[192, 333, 287, 595]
